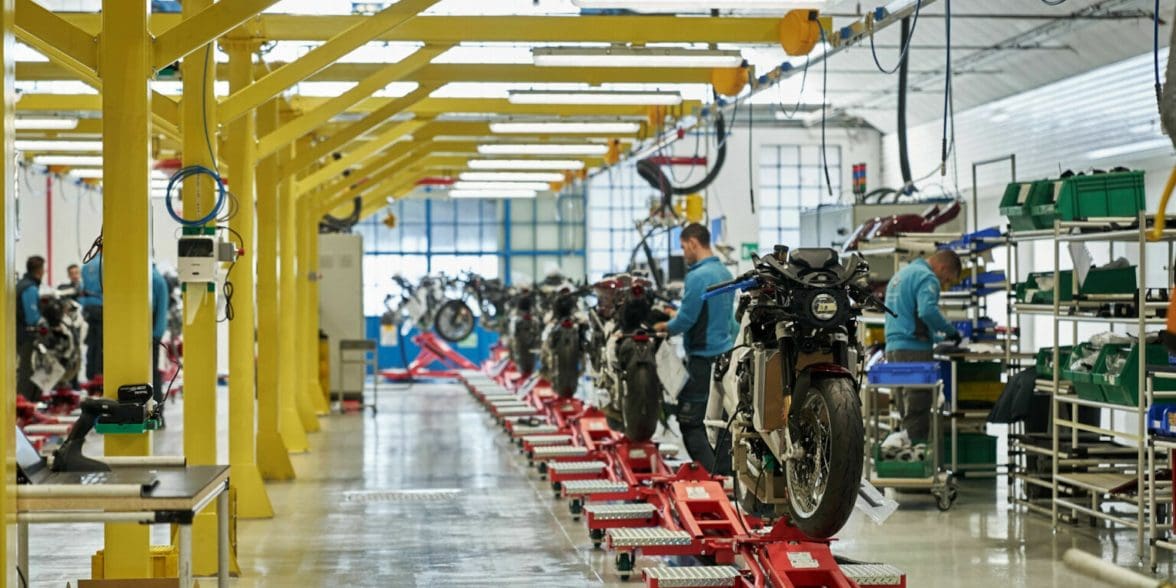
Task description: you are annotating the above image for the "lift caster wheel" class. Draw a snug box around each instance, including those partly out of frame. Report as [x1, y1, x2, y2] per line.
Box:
[934, 483, 959, 512]
[615, 552, 633, 580]
[551, 481, 561, 498]
[590, 528, 604, 549]
[537, 462, 548, 475]
[569, 498, 583, 521]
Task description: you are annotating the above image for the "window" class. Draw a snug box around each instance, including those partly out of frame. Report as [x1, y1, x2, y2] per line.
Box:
[505, 191, 587, 284]
[586, 164, 669, 281]
[758, 144, 841, 252]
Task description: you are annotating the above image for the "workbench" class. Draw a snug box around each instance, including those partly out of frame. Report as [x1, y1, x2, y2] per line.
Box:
[17, 464, 230, 588]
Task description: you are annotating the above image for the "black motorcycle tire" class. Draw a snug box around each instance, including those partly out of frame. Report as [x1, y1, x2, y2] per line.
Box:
[554, 336, 580, 399]
[786, 377, 864, 539]
[434, 299, 476, 342]
[622, 363, 660, 442]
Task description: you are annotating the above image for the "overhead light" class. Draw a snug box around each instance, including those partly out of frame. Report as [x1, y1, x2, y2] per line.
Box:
[1085, 138, 1173, 161]
[508, 90, 683, 106]
[468, 159, 585, 171]
[454, 181, 551, 191]
[16, 140, 102, 152]
[533, 46, 743, 69]
[572, 0, 824, 9]
[33, 155, 102, 166]
[459, 171, 564, 182]
[450, 189, 538, 199]
[478, 144, 608, 156]
[68, 169, 103, 179]
[15, 117, 79, 130]
[489, 121, 640, 134]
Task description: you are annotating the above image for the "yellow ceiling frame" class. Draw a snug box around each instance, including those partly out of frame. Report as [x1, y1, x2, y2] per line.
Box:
[151, 0, 281, 70]
[295, 118, 426, 195]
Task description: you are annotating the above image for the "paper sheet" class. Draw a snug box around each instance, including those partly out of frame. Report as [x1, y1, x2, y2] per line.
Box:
[656, 339, 688, 404]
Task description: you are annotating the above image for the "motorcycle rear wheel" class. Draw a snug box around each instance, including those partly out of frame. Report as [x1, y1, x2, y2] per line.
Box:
[785, 376, 864, 539]
[554, 335, 580, 399]
[434, 299, 476, 342]
[622, 363, 660, 442]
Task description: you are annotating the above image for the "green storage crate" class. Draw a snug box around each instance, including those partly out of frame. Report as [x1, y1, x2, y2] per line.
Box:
[1062, 343, 1107, 402]
[1035, 345, 1073, 379]
[999, 181, 1041, 231]
[943, 432, 998, 467]
[1078, 265, 1137, 297]
[1055, 170, 1146, 221]
[1015, 270, 1074, 304]
[1095, 343, 1176, 407]
[1028, 179, 1064, 229]
[873, 444, 934, 479]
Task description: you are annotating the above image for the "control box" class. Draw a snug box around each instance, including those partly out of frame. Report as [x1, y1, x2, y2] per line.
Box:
[177, 236, 217, 283]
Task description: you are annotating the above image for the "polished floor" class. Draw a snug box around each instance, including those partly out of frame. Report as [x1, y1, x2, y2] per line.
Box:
[23, 381, 1175, 586]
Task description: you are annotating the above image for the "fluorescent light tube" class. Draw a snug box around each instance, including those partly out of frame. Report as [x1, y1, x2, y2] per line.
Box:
[490, 121, 640, 134]
[16, 140, 103, 152]
[468, 159, 585, 171]
[533, 46, 743, 69]
[454, 181, 551, 191]
[33, 155, 102, 166]
[573, 0, 824, 9]
[459, 171, 564, 182]
[68, 169, 103, 179]
[508, 90, 683, 106]
[15, 118, 78, 130]
[477, 144, 608, 156]
[450, 189, 537, 199]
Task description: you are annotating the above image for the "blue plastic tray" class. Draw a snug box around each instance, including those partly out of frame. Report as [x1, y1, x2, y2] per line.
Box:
[867, 362, 942, 386]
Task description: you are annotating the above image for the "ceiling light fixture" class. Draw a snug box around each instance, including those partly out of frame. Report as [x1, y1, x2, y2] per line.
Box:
[33, 155, 102, 166]
[449, 189, 538, 199]
[459, 171, 564, 182]
[477, 144, 609, 156]
[533, 46, 743, 69]
[468, 159, 585, 171]
[16, 140, 103, 152]
[454, 181, 551, 191]
[489, 121, 640, 134]
[15, 117, 79, 130]
[572, 0, 824, 9]
[68, 169, 103, 179]
[507, 90, 683, 106]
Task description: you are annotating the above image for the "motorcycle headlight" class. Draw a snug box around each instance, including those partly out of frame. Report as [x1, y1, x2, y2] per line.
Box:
[810, 293, 839, 322]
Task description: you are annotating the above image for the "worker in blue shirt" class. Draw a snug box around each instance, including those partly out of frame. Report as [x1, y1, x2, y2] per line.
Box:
[151, 263, 170, 425]
[883, 249, 962, 443]
[78, 251, 103, 382]
[16, 256, 45, 402]
[654, 223, 735, 474]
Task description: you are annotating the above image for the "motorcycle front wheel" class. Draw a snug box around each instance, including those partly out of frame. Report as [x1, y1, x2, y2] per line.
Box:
[554, 334, 580, 399]
[513, 339, 536, 374]
[434, 299, 476, 342]
[622, 363, 660, 442]
[785, 376, 864, 539]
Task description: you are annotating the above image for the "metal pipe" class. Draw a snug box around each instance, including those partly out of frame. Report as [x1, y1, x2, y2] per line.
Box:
[1062, 549, 1164, 587]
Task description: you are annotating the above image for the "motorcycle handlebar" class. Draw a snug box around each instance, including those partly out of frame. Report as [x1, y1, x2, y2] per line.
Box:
[702, 277, 759, 300]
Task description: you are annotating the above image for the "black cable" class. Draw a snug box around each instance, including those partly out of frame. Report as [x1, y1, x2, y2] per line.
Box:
[819, 28, 834, 199]
[17, 564, 27, 588]
[940, 0, 952, 175]
[868, 0, 923, 74]
[1040, 0, 1067, 5]
[1154, 0, 1163, 110]
[775, 54, 811, 120]
[748, 92, 755, 215]
[897, 17, 914, 187]
[160, 340, 183, 403]
[201, 46, 218, 174]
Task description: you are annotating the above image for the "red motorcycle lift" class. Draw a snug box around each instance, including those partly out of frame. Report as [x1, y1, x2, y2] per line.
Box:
[380, 332, 477, 381]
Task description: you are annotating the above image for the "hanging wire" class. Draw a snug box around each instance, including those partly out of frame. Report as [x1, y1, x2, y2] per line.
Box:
[775, 55, 812, 120]
[819, 28, 834, 198]
[868, 0, 923, 74]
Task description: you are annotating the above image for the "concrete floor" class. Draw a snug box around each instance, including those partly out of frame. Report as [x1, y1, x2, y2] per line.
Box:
[23, 381, 1175, 586]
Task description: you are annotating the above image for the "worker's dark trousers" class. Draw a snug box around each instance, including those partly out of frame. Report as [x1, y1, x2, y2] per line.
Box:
[83, 305, 103, 380]
[17, 339, 37, 403]
[886, 349, 935, 443]
[677, 355, 731, 475]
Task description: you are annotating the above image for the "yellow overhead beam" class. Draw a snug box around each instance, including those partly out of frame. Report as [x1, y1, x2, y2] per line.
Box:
[255, 44, 447, 160]
[14, 0, 98, 84]
[281, 82, 436, 176]
[289, 96, 701, 118]
[152, 0, 279, 70]
[217, 0, 440, 125]
[294, 119, 425, 196]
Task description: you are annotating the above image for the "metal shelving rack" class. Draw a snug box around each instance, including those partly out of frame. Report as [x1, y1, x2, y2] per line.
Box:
[1043, 214, 1176, 560]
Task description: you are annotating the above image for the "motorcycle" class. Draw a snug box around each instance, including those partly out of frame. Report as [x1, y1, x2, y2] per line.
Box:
[31, 292, 85, 397]
[703, 246, 893, 539]
[540, 283, 590, 399]
[588, 273, 671, 442]
[508, 287, 541, 375]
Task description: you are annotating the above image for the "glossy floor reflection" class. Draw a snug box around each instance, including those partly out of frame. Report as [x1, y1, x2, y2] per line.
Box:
[23, 381, 1176, 586]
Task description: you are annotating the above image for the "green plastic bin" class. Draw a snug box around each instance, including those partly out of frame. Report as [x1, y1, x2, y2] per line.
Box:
[1035, 345, 1073, 380]
[1015, 270, 1074, 304]
[1062, 343, 1107, 402]
[1055, 170, 1146, 221]
[999, 181, 1040, 232]
[943, 432, 998, 467]
[1095, 343, 1176, 407]
[1078, 265, 1137, 297]
[873, 444, 934, 479]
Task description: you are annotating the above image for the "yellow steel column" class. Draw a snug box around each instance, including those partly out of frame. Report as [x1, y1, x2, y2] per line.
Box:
[303, 204, 327, 413]
[278, 140, 313, 447]
[0, 0, 15, 584]
[179, 0, 228, 573]
[99, 0, 151, 577]
[293, 202, 324, 424]
[255, 97, 296, 478]
[223, 33, 273, 519]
